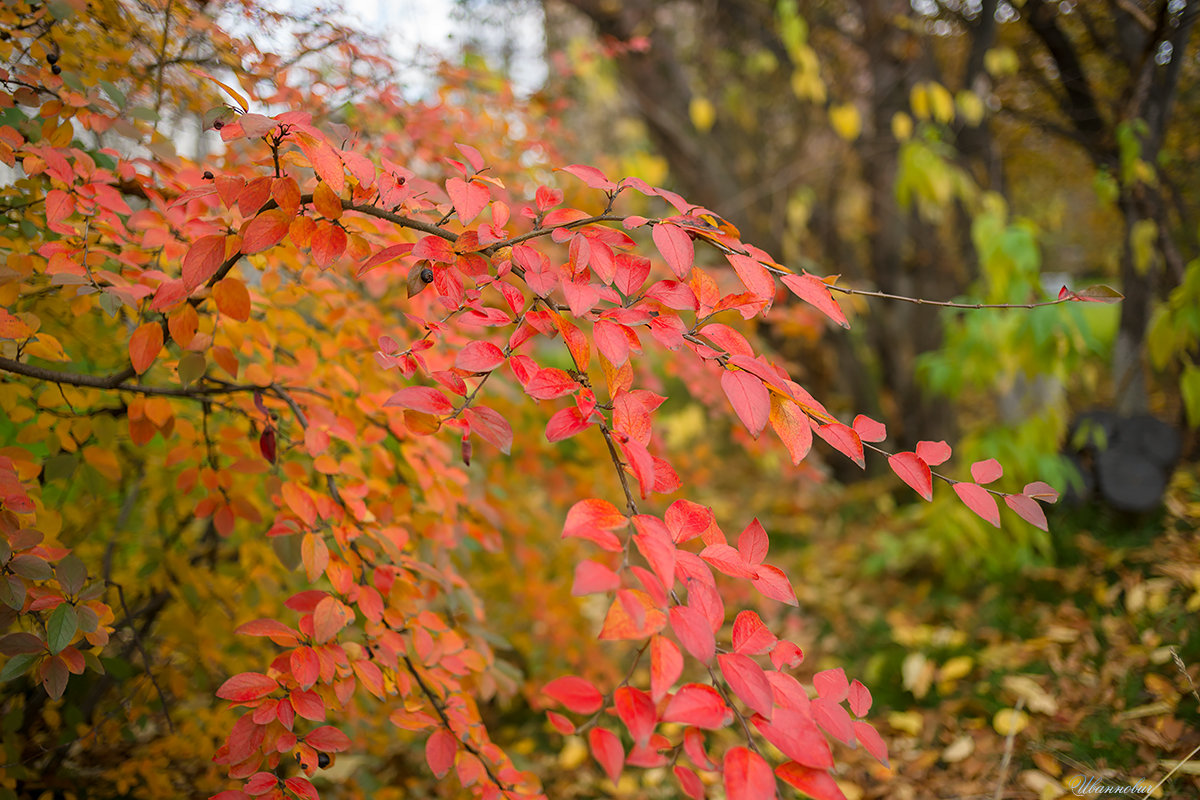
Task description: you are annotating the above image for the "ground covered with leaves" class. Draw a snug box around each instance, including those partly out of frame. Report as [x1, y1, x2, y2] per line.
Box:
[779, 464, 1200, 799]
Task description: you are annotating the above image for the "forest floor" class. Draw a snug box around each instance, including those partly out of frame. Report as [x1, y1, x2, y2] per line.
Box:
[810, 464, 1200, 800]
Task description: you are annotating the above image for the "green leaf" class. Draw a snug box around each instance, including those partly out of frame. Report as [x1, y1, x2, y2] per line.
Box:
[129, 106, 160, 122]
[178, 352, 207, 387]
[0, 653, 37, 683]
[55, 555, 87, 597]
[1182, 365, 1200, 429]
[1074, 285, 1123, 304]
[46, 603, 78, 655]
[99, 80, 127, 109]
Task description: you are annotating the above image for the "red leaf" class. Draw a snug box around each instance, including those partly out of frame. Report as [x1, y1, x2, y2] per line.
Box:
[753, 565, 798, 606]
[217, 672, 278, 702]
[235, 619, 300, 646]
[182, 234, 227, 290]
[446, 177, 489, 224]
[815, 423, 864, 468]
[781, 273, 849, 328]
[589, 727, 625, 784]
[700, 543, 758, 579]
[545, 406, 594, 442]
[600, 590, 667, 639]
[888, 452, 933, 501]
[953, 482, 1001, 527]
[455, 341, 505, 373]
[670, 605, 715, 663]
[775, 762, 848, 800]
[242, 209, 291, 254]
[526, 367, 578, 399]
[384, 386, 453, 415]
[305, 725, 352, 753]
[1023, 481, 1060, 502]
[732, 611, 776, 655]
[283, 777, 319, 800]
[770, 396, 813, 465]
[684, 726, 717, 770]
[614, 686, 657, 747]
[290, 647, 320, 690]
[594, 319, 632, 366]
[848, 680, 872, 717]
[737, 519, 769, 566]
[565, 498, 627, 534]
[633, 517, 677, 591]
[1005, 494, 1049, 531]
[559, 163, 617, 191]
[853, 719, 890, 767]
[721, 370, 770, 437]
[463, 406, 512, 454]
[358, 243, 414, 275]
[718, 653, 774, 718]
[970, 457, 1003, 484]
[310, 221, 347, 268]
[814, 667, 849, 702]
[128, 323, 163, 375]
[651, 635, 683, 703]
[312, 596, 353, 643]
[663, 684, 730, 729]
[245, 772, 278, 796]
[726, 253, 775, 302]
[290, 688, 324, 721]
[425, 729, 457, 778]
[770, 641, 805, 670]
[653, 223, 695, 279]
[916, 439, 951, 466]
[852, 414, 886, 442]
[674, 765, 706, 800]
[723, 746, 775, 800]
[572, 559, 620, 595]
[282, 483, 318, 526]
[666, 499, 716, 544]
[547, 711, 575, 734]
[812, 696, 856, 745]
[543, 676, 603, 714]
[753, 708, 834, 769]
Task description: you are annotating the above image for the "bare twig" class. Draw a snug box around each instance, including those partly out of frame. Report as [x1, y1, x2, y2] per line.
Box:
[992, 697, 1025, 800]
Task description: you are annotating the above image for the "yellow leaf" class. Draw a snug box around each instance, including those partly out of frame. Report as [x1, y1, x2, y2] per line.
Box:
[557, 736, 588, 770]
[829, 103, 861, 141]
[891, 111, 913, 141]
[993, 708, 1029, 736]
[83, 445, 122, 482]
[928, 82, 955, 123]
[887, 710, 923, 735]
[956, 91, 985, 126]
[24, 333, 68, 362]
[938, 655, 973, 683]
[689, 96, 715, 133]
[910, 84, 930, 120]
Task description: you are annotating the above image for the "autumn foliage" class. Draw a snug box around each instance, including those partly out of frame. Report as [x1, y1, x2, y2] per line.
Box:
[0, 2, 1100, 799]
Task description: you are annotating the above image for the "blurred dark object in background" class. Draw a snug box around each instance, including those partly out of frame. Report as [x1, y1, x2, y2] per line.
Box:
[1065, 411, 1182, 512]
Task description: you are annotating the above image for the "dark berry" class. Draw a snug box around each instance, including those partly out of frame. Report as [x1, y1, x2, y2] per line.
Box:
[420, 268, 434, 284]
[51, 65, 61, 75]
[202, 171, 214, 180]
[47, 52, 58, 64]
[317, 752, 331, 769]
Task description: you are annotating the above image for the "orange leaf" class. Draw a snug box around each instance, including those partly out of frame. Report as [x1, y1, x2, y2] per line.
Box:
[213, 277, 251, 321]
[167, 304, 198, 348]
[182, 234, 227, 290]
[128, 323, 163, 374]
[312, 181, 343, 220]
[241, 209, 291, 254]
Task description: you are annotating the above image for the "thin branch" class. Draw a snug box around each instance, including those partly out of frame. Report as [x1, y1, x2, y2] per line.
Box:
[112, 581, 176, 733]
